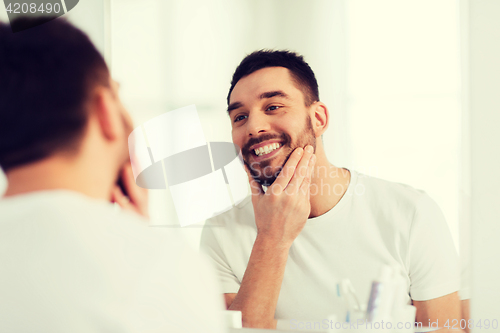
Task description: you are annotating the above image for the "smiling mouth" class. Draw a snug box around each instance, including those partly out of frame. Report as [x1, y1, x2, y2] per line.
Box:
[253, 142, 282, 157]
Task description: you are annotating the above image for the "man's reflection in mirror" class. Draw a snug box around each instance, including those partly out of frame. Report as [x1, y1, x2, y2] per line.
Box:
[201, 50, 467, 330]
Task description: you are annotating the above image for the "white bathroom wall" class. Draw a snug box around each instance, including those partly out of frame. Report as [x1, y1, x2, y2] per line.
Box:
[465, 0, 500, 324]
[345, 0, 461, 250]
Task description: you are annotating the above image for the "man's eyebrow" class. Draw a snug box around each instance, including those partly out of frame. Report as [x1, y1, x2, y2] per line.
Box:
[259, 90, 290, 100]
[227, 102, 243, 114]
[227, 90, 290, 114]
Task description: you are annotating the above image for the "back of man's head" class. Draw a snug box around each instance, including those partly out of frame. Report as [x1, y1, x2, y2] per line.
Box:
[0, 17, 109, 172]
[227, 49, 320, 107]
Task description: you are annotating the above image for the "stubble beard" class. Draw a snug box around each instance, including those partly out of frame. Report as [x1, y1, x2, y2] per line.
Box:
[244, 115, 316, 187]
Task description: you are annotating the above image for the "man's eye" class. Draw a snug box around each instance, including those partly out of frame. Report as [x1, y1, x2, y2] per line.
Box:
[266, 105, 281, 111]
[234, 115, 248, 123]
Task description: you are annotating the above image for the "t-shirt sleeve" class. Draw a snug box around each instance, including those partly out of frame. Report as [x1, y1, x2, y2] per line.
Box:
[200, 220, 241, 294]
[408, 194, 460, 301]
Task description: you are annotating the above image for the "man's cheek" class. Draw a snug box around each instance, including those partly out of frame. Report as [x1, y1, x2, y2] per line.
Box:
[231, 131, 243, 149]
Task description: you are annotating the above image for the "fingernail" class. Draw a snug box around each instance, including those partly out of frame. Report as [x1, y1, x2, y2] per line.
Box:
[306, 145, 314, 153]
[296, 147, 304, 155]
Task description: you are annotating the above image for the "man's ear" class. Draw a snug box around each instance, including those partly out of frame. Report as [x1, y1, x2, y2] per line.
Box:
[311, 102, 329, 137]
[91, 86, 121, 142]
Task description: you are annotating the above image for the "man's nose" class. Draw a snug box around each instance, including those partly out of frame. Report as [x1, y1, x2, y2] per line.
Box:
[246, 113, 270, 137]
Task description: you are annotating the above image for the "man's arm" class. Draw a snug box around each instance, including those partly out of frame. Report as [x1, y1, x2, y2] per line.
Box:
[407, 193, 461, 329]
[461, 299, 470, 333]
[226, 236, 290, 328]
[225, 293, 236, 309]
[225, 146, 315, 328]
[414, 291, 463, 332]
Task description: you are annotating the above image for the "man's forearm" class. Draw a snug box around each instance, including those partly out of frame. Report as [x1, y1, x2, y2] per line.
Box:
[228, 235, 290, 328]
[228, 146, 314, 328]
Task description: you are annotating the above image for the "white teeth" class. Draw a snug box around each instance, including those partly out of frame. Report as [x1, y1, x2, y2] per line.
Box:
[254, 143, 281, 157]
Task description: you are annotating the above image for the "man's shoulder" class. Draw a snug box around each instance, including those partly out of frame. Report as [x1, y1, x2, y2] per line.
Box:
[357, 171, 428, 201]
[0, 190, 183, 253]
[354, 171, 434, 215]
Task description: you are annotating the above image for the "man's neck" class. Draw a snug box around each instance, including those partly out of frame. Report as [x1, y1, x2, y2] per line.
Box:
[3, 155, 114, 201]
[308, 153, 351, 219]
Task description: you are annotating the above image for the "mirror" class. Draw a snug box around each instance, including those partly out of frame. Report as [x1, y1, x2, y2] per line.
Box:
[0, 0, 472, 330]
[108, 0, 469, 330]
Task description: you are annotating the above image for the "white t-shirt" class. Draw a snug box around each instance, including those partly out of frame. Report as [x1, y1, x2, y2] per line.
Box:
[200, 170, 459, 321]
[0, 190, 226, 333]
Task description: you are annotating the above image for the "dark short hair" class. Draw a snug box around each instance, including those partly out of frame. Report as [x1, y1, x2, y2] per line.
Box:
[0, 17, 109, 172]
[227, 50, 319, 106]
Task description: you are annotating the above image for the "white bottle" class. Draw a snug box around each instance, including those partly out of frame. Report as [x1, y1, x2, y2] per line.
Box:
[366, 265, 394, 322]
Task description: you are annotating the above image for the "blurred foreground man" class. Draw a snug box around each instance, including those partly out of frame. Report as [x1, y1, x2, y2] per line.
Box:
[0, 18, 224, 333]
[200, 50, 463, 329]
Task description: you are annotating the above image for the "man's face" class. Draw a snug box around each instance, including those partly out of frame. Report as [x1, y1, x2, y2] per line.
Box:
[228, 67, 316, 186]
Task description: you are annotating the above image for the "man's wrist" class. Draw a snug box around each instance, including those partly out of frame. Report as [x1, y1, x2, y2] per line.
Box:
[254, 233, 292, 253]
